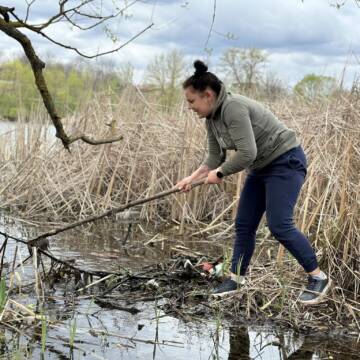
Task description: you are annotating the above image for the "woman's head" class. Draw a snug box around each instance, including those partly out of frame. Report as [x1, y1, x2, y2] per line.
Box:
[183, 60, 223, 118]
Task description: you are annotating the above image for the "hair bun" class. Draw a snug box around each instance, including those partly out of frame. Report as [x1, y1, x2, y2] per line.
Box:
[194, 60, 208, 76]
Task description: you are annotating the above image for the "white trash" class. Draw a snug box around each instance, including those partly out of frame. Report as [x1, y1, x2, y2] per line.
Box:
[145, 279, 159, 288]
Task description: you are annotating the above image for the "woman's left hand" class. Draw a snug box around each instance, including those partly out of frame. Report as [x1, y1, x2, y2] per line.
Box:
[206, 169, 222, 184]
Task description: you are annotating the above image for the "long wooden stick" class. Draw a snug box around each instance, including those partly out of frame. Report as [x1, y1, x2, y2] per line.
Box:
[27, 179, 206, 247]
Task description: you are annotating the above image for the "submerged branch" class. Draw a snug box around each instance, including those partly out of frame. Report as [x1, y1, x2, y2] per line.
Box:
[0, 230, 114, 277]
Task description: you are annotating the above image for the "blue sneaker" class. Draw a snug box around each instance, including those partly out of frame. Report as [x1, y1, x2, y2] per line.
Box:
[211, 278, 240, 298]
[299, 276, 332, 305]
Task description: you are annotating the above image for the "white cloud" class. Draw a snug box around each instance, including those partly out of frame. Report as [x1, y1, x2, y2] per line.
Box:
[1, 0, 360, 87]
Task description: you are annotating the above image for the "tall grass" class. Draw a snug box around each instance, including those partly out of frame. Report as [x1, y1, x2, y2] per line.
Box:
[0, 86, 359, 299]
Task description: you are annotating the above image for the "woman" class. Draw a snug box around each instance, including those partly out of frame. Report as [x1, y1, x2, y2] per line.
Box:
[177, 60, 331, 304]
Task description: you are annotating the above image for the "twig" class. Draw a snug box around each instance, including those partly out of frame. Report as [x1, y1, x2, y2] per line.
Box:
[0, 235, 8, 278]
[76, 274, 114, 292]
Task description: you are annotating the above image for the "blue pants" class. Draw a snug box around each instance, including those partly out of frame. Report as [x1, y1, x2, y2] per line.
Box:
[231, 146, 318, 275]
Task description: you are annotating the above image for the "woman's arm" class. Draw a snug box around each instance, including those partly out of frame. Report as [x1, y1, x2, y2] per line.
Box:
[220, 102, 257, 176]
[176, 164, 211, 191]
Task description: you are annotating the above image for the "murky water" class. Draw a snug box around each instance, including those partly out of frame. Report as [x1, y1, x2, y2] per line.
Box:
[1, 216, 359, 360]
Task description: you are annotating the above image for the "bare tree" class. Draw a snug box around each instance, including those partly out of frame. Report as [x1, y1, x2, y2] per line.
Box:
[221, 48, 268, 90]
[145, 49, 186, 109]
[0, 1, 154, 150]
[220, 48, 244, 87]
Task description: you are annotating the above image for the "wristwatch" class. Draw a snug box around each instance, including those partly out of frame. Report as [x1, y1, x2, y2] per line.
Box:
[216, 170, 224, 179]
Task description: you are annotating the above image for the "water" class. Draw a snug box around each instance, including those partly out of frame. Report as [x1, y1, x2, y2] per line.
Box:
[0, 119, 56, 147]
[1, 217, 359, 360]
[0, 120, 16, 135]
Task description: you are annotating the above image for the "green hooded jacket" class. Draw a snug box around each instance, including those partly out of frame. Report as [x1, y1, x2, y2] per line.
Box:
[203, 85, 299, 176]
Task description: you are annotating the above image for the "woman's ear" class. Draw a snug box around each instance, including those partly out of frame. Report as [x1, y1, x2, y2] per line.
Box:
[204, 88, 215, 100]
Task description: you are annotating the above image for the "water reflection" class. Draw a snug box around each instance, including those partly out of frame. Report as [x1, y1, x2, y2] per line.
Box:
[228, 326, 250, 360]
[0, 119, 55, 137]
[2, 315, 358, 360]
[1, 217, 359, 360]
[226, 325, 360, 360]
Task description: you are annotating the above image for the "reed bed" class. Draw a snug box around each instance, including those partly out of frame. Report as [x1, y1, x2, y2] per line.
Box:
[0, 87, 227, 223]
[0, 86, 359, 305]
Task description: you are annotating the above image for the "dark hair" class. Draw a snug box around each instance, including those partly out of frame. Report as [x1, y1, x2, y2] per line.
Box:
[182, 60, 222, 95]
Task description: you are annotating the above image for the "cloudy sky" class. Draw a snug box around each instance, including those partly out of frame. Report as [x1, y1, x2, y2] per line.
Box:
[1, 0, 360, 87]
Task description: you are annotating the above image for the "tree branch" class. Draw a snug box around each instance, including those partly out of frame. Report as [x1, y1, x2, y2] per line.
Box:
[204, 0, 217, 52]
[8, 0, 139, 32]
[0, 2, 156, 149]
[0, 16, 123, 149]
[8, 1, 92, 30]
[25, 0, 36, 22]
[0, 5, 14, 22]
[70, 0, 139, 30]
[33, 22, 154, 59]
[68, 134, 123, 145]
[3, 3, 154, 59]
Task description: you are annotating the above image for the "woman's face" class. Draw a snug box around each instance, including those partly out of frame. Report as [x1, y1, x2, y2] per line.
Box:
[184, 86, 216, 118]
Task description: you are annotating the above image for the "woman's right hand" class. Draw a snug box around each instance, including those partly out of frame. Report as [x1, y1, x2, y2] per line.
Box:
[176, 176, 193, 192]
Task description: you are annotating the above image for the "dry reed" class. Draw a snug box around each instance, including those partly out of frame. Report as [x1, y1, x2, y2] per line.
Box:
[0, 86, 359, 305]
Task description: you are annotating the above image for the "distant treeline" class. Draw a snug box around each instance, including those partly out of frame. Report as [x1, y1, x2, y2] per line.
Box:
[0, 57, 131, 120]
[0, 49, 345, 120]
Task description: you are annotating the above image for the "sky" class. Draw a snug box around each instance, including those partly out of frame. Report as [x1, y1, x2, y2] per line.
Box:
[1, 0, 360, 87]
